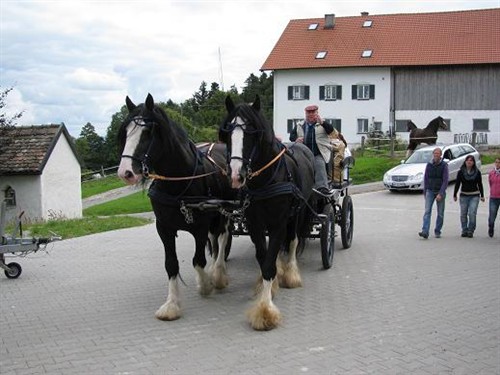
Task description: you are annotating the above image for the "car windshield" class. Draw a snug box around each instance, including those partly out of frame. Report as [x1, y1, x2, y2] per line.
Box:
[405, 150, 434, 164]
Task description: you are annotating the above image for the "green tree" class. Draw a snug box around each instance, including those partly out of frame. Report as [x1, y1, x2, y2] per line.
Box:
[0, 86, 24, 154]
[75, 122, 105, 171]
[241, 72, 273, 124]
[104, 105, 129, 167]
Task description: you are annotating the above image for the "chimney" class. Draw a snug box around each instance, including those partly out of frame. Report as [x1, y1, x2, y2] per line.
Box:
[361, 11, 369, 16]
[324, 14, 335, 29]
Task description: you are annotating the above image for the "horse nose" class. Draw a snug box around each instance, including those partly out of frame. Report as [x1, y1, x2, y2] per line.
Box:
[118, 168, 140, 185]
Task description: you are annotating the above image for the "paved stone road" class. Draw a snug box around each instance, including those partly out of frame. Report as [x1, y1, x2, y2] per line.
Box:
[1, 175, 499, 374]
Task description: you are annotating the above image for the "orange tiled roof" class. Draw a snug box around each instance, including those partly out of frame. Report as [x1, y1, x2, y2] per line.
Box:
[0, 124, 75, 175]
[261, 8, 500, 70]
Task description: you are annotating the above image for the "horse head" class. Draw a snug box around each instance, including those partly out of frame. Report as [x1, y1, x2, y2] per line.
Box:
[219, 95, 272, 189]
[117, 93, 166, 185]
[406, 120, 417, 132]
[428, 116, 448, 131]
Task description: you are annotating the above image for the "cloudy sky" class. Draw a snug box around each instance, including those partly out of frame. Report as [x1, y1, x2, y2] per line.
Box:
[1, 0, 498, 137]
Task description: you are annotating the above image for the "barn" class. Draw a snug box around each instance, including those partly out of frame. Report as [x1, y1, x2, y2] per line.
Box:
[0, 124, 82, 223]
[261, 8, 500, 147]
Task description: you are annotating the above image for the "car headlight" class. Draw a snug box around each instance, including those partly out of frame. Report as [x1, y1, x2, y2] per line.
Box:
[408, 172, 423, 182]
[383, 173, 390, 183]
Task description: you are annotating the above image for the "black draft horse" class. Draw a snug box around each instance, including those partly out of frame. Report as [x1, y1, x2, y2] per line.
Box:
[117, 93, 236, 321]
[406, 116, 448, 157]
[219, 95, 314, 330]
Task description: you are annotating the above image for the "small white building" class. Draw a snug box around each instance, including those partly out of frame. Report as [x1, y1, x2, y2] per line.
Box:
[261, 9, 500, 147]
[0, 124, 82, 223]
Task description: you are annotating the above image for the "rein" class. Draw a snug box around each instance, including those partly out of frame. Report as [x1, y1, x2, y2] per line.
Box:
[248, 147, 287, 179]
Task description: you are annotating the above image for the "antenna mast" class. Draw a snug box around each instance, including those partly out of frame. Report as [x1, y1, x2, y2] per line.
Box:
[218, 47, 225, 91]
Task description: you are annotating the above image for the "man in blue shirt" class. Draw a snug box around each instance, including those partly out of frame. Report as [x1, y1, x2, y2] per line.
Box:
[419, 147, 449, 239]
[290, 105, 334, 195]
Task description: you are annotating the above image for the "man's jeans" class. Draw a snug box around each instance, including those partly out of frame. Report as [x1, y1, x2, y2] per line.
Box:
[422, 190, 446, 235]
[313, 154, 328, 189]
[459, 195, 480, 233]
[488, 197, 500, 229]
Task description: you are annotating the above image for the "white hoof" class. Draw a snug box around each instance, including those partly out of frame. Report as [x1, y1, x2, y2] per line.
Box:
[155, 301, 181, 321]
[212, 264, 229, 290]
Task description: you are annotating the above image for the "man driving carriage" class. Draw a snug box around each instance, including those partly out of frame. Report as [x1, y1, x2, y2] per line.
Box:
[289, 104, 347, 194]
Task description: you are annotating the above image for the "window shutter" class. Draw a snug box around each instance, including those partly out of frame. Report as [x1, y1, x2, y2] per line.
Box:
[337, 85, 342, 100]
[351, 85, 357, 99]
[319, 86, 325, 100]
[288, 86, 293, 100]
[335, 119, 342, 133]
[305, 86, 310, 100]
[369, 85, 375, 99]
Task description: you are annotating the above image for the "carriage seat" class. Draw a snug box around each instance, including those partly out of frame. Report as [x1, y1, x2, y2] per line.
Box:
[329, 155, 355, 189]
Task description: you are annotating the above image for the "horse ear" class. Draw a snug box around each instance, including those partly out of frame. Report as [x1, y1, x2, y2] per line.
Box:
[125, 96, 136, 112]
[225, 95, 235, 113]
[252, 95, 261, 111]
[145, 93, 154, 110]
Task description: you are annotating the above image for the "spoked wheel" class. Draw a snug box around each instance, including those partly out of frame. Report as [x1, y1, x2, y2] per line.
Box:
[4, 262, 22, 279]
[320, 203, 335, 269]
[340, 195, 354, 249]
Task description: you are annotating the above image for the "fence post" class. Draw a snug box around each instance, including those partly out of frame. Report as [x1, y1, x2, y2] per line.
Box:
[471, 132, 477, 147]
[360, 136, 365, 157]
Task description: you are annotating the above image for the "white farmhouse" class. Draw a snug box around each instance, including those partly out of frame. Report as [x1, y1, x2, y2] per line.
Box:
[0, 124, 82, 223]
[261, 8, 500, 147]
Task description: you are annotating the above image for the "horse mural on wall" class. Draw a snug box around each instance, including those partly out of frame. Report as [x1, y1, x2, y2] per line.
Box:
[406, 116, 448, 157]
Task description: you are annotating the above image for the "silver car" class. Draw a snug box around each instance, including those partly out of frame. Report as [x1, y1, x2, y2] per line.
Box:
[383, 143, 482, 192]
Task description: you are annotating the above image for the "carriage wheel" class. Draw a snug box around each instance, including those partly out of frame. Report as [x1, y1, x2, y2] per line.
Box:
[320, 203, 335, 269]
[4, 262, 22, 279]
[340, 195, 354, 249]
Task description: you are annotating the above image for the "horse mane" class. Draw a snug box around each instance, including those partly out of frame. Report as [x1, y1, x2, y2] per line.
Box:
[407, 120, 417, 132]
[222, 95, 275, 145]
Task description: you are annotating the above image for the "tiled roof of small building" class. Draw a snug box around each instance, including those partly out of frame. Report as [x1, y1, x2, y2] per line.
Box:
[261, 8, 500, 70]
[0, 124, 76, 175]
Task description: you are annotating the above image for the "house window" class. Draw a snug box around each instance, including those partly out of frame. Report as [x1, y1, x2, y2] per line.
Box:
[287, 119, 303, 134]
[4, 186, 16, 207]
[288, 85, 310, 100]
[473, 119, 489, 132]
[352, 84, 375, 100]
[357, 118, 369, 133]
[362, 50, 373, 58]
[316, 51, 327, 59]
[443, 118, 451, 131]
[325, 118, 342, 132]
[320, 85, 342, 101]
[396, 119, 411, 132]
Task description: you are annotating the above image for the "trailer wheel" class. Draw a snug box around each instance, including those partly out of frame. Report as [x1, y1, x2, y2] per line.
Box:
[5, 262, 22, 279]
[320, 203, 335, 269]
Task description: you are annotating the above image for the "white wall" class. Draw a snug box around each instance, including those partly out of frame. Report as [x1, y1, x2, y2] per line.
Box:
[272, 67, 392, 146]
[0, 175, 42, 223]
[272, 67, 500, 148]
[41, 135, 82, 220]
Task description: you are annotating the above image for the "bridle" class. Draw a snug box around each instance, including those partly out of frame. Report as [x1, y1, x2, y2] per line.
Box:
[121, 115, 226, 181]
[221, 119, 286, 180]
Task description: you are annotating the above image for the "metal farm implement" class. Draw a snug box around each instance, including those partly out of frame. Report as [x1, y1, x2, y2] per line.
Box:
[0, 201, 61, 279]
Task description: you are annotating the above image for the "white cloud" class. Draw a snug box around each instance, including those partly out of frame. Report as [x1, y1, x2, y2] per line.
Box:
[1, 0, 498, 137]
